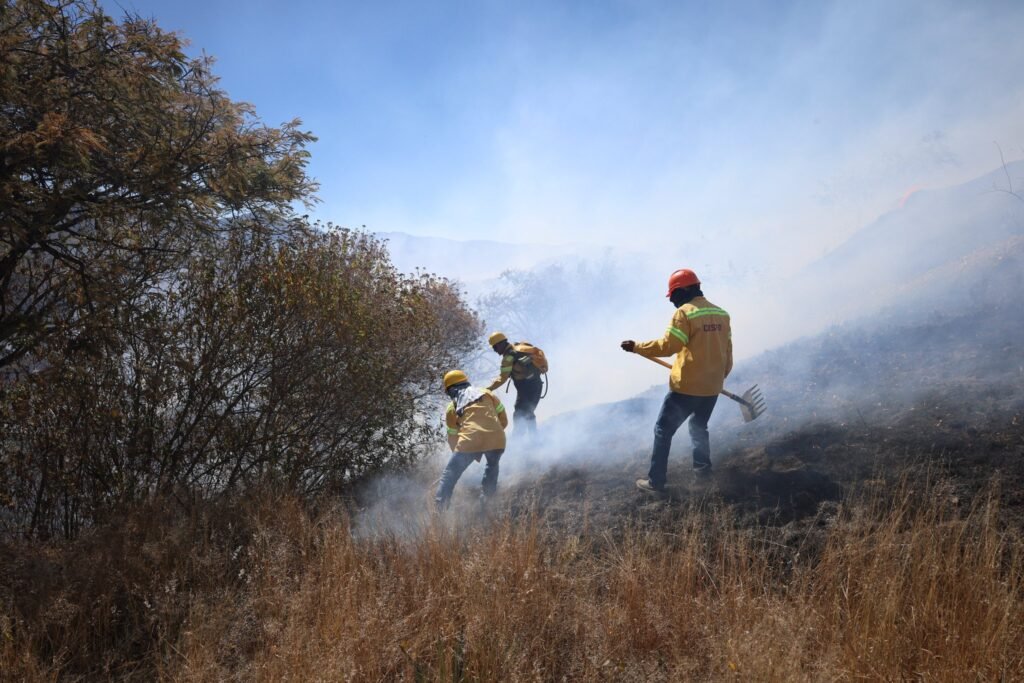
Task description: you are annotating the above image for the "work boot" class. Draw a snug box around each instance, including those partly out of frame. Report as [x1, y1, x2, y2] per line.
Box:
[691, 467, 714, 490]
[636, 478, 666, 494]
[478, 493, 491, 517]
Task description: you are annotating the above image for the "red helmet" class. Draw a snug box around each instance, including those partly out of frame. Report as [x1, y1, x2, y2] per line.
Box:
[666, 269, 700, 297]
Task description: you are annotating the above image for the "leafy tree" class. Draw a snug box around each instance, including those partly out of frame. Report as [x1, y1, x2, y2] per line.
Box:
[0, 2, 482, 538]
[0, 0, 316, 369]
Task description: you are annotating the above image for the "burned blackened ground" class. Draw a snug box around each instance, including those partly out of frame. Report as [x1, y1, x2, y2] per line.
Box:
[354, 260, 1024, 549]
[502, 384, 1024, 538]
[490, 288, 1024, 541]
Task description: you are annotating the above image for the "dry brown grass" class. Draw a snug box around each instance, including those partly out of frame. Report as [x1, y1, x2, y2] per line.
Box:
[3, 476, 1023, 681]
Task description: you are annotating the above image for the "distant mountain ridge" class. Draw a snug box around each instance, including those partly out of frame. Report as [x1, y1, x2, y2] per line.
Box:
[375, 229, 757, 297]
[374, 231, 605, 283]
[801, 160, 1024, 301]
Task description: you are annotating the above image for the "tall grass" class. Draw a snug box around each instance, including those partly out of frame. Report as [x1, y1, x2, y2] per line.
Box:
[3, 477, 1022, 681]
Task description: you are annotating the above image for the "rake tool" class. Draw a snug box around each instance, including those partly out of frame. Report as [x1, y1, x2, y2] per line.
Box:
[635, 354, 766, 422]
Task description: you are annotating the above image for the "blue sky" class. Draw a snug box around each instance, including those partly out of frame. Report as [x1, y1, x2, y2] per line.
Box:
[107, 0, 1024, 268]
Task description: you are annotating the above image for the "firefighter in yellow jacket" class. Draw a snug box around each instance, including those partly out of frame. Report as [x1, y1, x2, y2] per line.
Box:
[436, 370, 509, 509]
[486, 332, 544, 433]
[621, 269, 732, 492]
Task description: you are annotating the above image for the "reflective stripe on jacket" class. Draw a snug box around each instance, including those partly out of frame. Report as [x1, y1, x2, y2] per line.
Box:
[634, 296, 733, 396]
[445, 388, 508, 453]
[486, 343, 539, 390]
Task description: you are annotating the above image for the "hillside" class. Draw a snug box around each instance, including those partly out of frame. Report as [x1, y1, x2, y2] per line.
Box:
[334, 277, 1024, 679]
[360, 254, 1024, 534]
[806, 160, 1024, 285]
[791, 161, 1024, 321]
[6, 0, 1024, 677]
[5, 242, 1023, 681]
[355, 206, 1024, 539]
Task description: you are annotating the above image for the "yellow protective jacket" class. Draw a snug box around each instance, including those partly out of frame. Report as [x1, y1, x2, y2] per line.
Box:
[634, 296, 733, 397]
[446, 388, 508, 453]
[486, 343, 541, 391]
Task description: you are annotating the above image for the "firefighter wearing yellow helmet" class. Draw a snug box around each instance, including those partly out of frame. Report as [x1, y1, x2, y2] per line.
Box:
[486, 331, 547, 434]
[436, 370, 508, 509]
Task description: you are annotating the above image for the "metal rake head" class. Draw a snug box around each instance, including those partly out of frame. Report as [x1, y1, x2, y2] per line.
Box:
[738, 384, 767, 423]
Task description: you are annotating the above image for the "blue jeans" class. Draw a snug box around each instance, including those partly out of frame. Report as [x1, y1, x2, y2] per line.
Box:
[435, 449, 503, 509]
[648, 392, 718, 489]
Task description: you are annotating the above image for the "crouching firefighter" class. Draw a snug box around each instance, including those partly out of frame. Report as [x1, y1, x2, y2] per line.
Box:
[485, 332, 547, 435]
[621, 268, 732, 492]
[435, 370, 509, 510]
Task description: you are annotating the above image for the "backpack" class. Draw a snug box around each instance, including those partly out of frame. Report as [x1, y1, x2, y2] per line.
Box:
[514, 342, 548, 375]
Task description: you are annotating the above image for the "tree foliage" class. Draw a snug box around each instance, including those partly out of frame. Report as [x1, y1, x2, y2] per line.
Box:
[0, 2, 482, 537]
[1, 224, 480, 537]
[1, 0, 316, 368]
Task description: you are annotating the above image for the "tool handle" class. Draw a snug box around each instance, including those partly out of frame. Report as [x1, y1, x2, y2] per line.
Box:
[636, 353, 672, 370]
[633, 352, 751, 407]
[719, 388, 753, 408]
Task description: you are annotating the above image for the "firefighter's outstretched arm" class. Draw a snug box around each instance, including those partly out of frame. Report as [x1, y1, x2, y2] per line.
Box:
[486, 353, 514, 391]
[627, 311, 687, 358]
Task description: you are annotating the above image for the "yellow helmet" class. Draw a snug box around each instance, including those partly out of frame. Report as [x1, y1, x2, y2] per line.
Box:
[443, 369, 469, 389]
[488, 331, 508, 347]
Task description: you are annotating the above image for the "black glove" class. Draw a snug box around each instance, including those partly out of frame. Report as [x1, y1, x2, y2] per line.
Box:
[620, 340, 636, 353]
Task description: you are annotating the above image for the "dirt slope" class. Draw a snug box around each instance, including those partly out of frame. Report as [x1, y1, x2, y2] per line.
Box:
[484, 285, 1024, 543]
[505, 382, 1024, 535]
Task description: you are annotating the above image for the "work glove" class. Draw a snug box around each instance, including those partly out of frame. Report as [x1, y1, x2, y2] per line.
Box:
[620, 340, 636, 353]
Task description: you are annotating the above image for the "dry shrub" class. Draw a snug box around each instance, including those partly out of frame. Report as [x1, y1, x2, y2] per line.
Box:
[1, 225, 481, 539]
[2, 476, 1022, 681]
[808, 479, 1022, 680]
[0, 493, 317, 681]
[181, 482, 1024, 681]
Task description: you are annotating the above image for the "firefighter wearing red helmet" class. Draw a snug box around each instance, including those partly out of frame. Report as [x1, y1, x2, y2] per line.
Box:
[621, 269, 732, 492]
